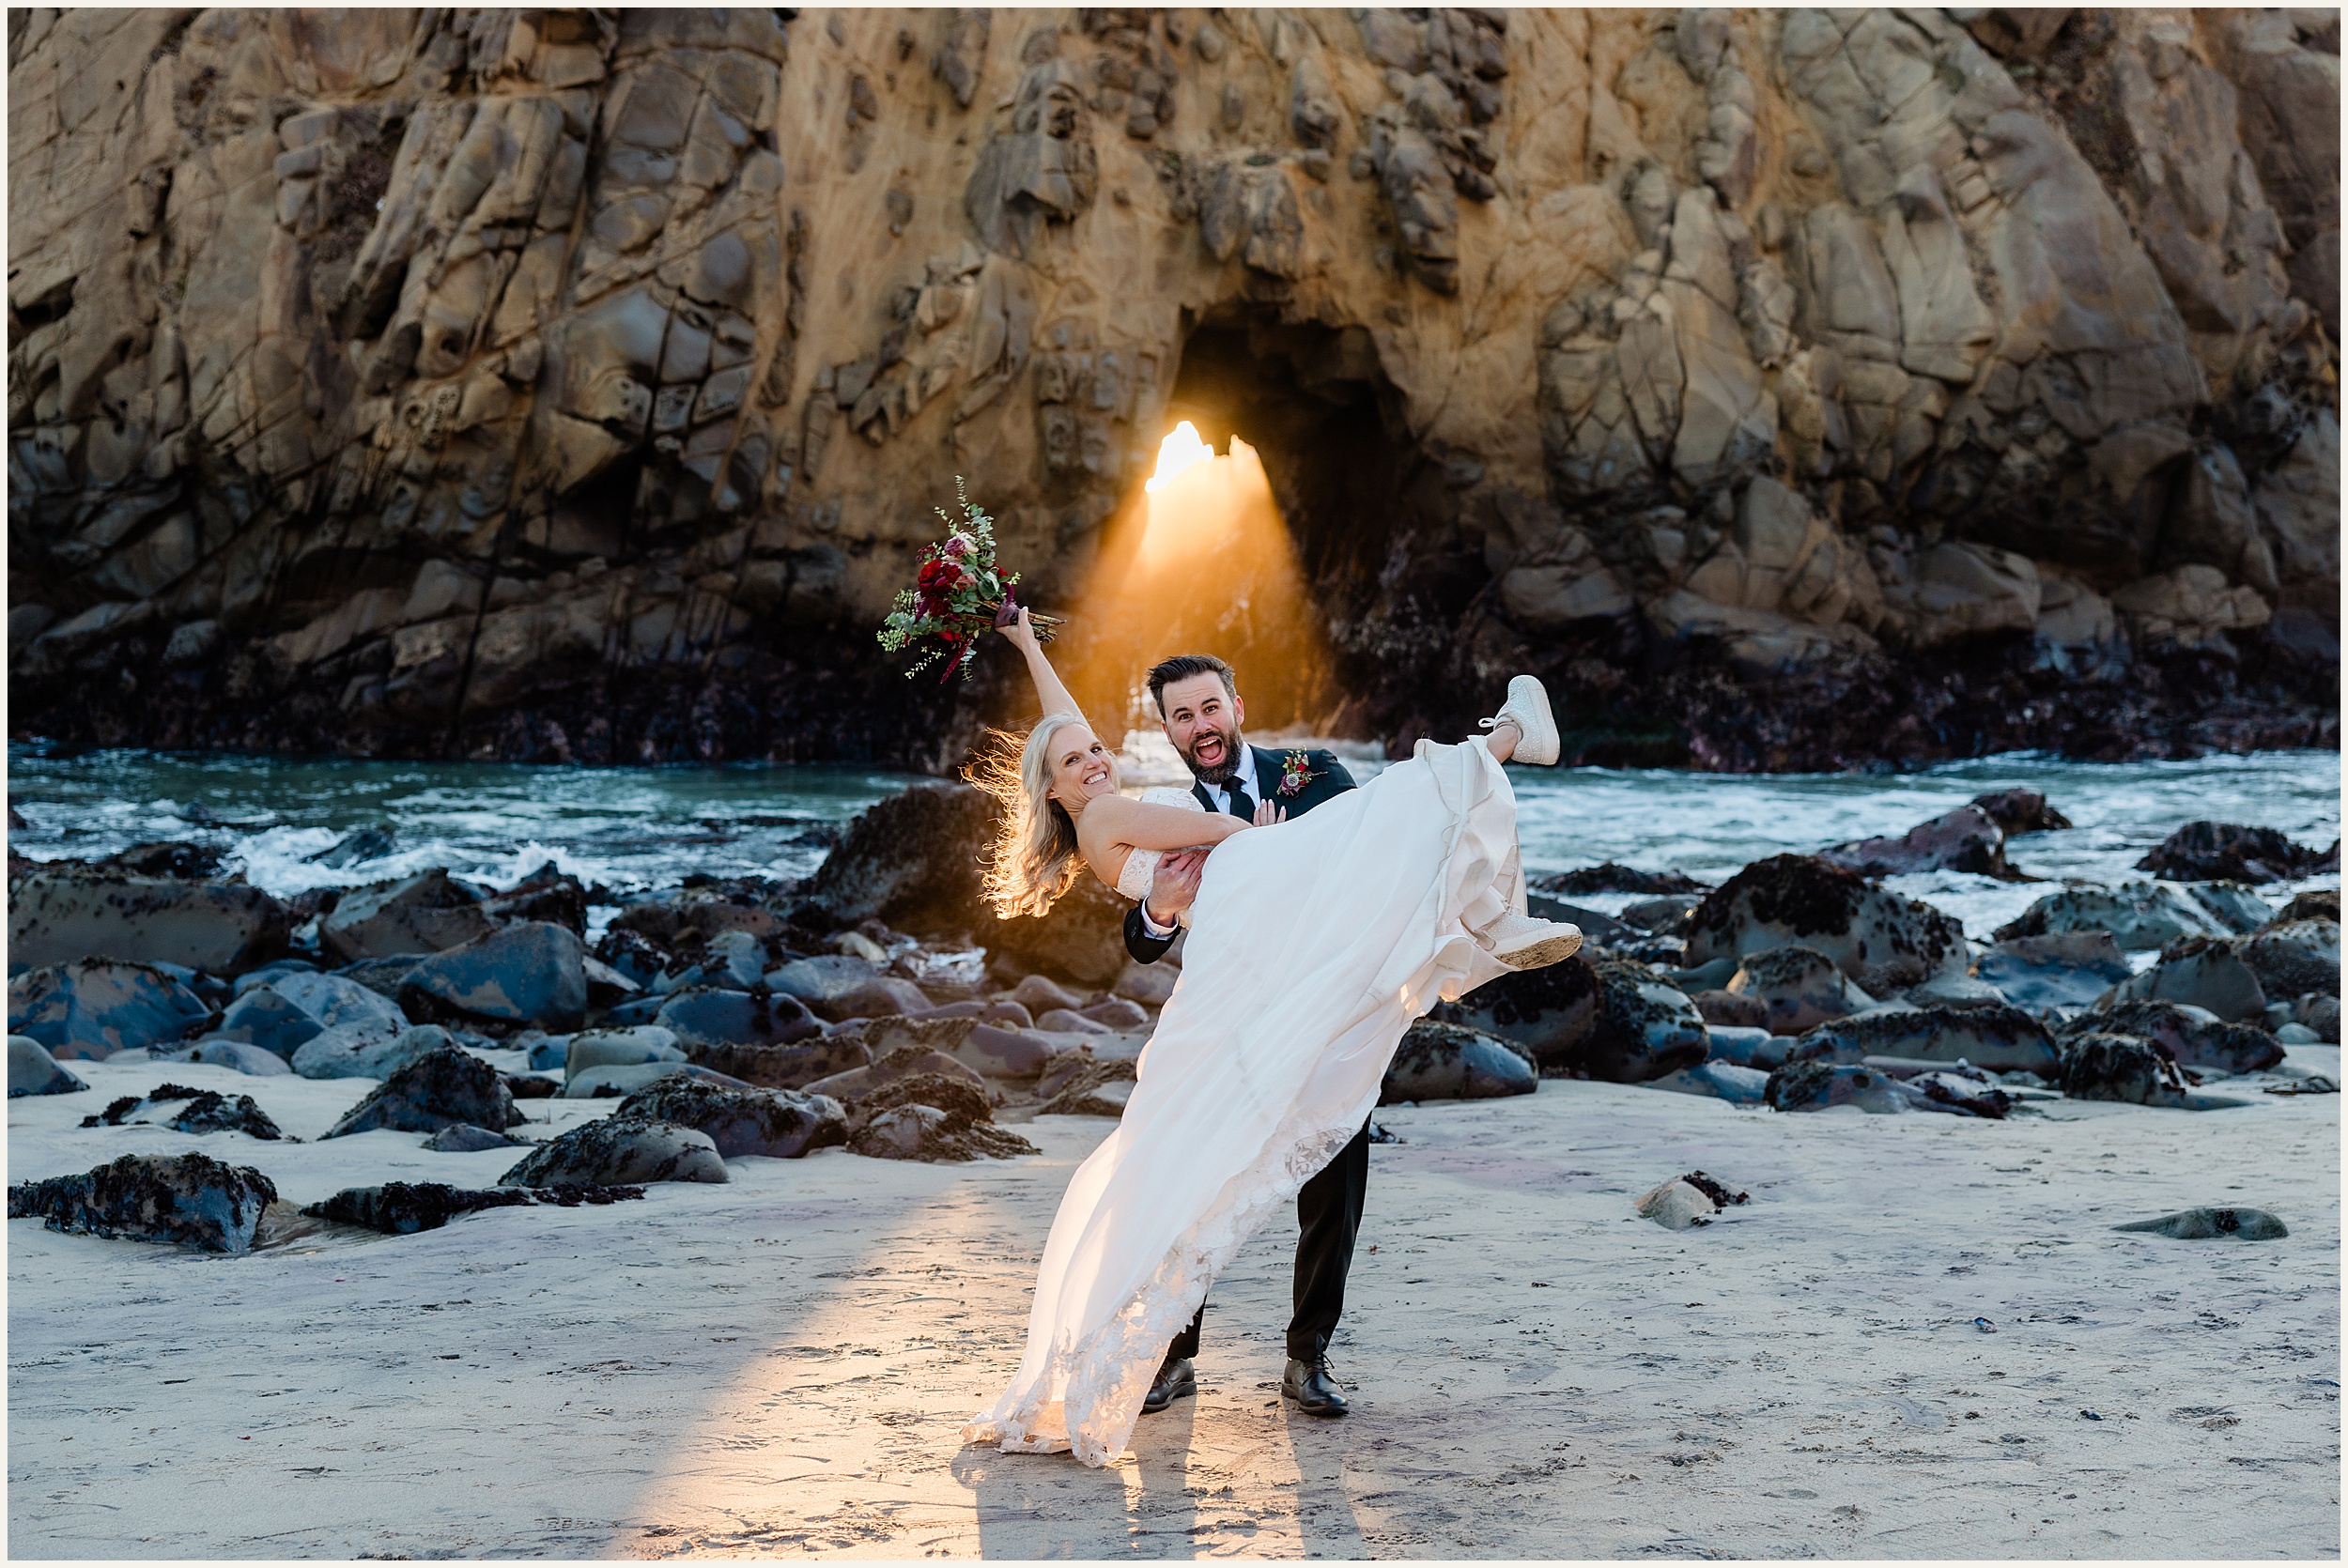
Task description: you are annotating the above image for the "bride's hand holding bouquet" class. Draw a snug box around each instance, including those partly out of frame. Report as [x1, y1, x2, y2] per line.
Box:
[875, 479, 1060, 683]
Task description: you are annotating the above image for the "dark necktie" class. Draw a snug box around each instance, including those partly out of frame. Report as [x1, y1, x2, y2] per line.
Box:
[1224, 774, 1255, 820]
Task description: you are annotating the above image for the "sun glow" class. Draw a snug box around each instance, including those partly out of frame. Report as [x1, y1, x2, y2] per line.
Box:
[1144, 420, 1215, 491]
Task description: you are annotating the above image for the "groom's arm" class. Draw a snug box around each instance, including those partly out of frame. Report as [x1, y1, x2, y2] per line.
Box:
[1123, 901, 1177, 966]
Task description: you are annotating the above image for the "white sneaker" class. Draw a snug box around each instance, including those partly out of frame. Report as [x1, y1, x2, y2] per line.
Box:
[1476, 911, 1583, 969]
[1480, 675, 1560, 765]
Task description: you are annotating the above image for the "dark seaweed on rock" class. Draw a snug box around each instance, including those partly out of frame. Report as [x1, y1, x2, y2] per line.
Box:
[8, 1152, 278, 1253]
[80, 1087, 286, 1140]
[2136, 822, 2332, 884]
[1688, 855, 1872, 940]
[303, 1180, 645, 1235]
[1535, 864, 1709, 896]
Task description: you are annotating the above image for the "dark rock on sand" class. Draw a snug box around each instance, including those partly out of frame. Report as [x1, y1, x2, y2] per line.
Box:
[1430, 953, 1600, 1073]
[8, 1036, 87, 1098]
[1381, 1021, 1537, 1103]
[7, 864, 289, 974]
[8, 1152, 277, 1253]
[2055, 1033, 2216, 1108]
[398, 922, 589, 1031]
[303, 1180, 642, 1234]
[81, 1084, 286, 1139]
[2062, 1001, 2285, 1074]
[1973, 932, 2135, 1013]
[320, 869, 496, 962]
[1683, 855, 1968, 996]
[1568, 960, 1711, 1084]
[803, 1043, 990, 1101]
[680, 1033, 869, 1092]
[1691, 989, 1769, 1029]
[2136, 822, 2330, 884]
[1764, 1060, 2007, 1117]
[324, 1047, 524, 1138]
[862, 1014, 1054, 1081]
[1992, 883, 2231, 950]
[610, 1078, 849, 1159]
[2112, 1207, 2289, 1240]
[8, 961, 210, 1060]
[981, 877, 1134, 987]
[657, 987, 824, 1050]
[499, 1119, 728, 1186]
[1725, 944, 1863, 1035]
[2108, 938, 2269, 1022]
[1970, 790, 2071, 835]
[205, 986, 325, 1058]
[424, 1123, 530, 1152]
[1536, 864, 1708, 896]
[1618, 894, 1704, 931]
[1037, 1059, 1139, 1116]
[1789, 1004, 2060, 1074]
[846, 1073, 1039, 1161]
[2272, 890, 2341, 927]
[795, 782, 995, 930]
[1820, 804, 2027, 881]
[291, 1022, 447, 1080]
[2235, 920, 2340, 1002]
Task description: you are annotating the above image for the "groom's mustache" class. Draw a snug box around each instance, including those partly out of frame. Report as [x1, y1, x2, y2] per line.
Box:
[1180, 719, 1244, 784]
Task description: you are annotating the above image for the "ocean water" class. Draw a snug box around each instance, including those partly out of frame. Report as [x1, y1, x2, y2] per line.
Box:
[8, 738, 2337, 942]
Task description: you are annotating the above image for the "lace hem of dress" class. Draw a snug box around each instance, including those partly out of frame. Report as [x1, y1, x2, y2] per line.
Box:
[959, 1096, 1374, 1468]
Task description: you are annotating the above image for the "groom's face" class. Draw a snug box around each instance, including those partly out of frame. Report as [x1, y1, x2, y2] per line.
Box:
[1158, 672, 1246, 784]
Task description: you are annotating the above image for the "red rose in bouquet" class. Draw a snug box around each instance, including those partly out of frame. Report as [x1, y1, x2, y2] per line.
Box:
[877, 478, 1061, 681]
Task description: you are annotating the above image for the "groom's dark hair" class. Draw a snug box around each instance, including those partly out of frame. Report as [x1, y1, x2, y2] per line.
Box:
[1147, 653, 1237, 715]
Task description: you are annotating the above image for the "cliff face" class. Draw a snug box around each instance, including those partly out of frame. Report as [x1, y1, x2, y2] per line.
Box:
[8, 7, 2340, 770]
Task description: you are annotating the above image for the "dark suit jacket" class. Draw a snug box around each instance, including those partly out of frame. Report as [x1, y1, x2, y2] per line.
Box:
[1121, 745, 1358, 965]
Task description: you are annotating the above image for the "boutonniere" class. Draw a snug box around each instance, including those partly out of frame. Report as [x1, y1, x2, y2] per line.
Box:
[1276, 749, 1320, 797]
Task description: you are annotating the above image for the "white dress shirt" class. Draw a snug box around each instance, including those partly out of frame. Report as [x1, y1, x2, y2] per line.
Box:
[1137, 744, 1259, 937]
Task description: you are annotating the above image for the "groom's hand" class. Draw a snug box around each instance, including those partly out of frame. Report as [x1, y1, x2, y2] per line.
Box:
[1146, 849, 1206, 926]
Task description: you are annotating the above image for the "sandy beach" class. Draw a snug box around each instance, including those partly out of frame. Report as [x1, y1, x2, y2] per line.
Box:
[9, 1049, 2337, 1559]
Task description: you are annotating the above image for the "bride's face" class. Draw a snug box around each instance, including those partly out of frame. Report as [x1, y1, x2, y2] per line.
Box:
[1045, 724, 1119, 808]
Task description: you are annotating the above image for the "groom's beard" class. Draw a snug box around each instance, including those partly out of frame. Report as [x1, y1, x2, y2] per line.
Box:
[1180, 720, 1245, 786]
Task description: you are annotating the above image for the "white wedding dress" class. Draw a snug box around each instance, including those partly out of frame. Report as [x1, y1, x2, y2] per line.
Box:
[963, 736, 1523, 1467]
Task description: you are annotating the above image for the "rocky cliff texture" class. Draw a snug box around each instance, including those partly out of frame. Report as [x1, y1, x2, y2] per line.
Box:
[8, 8, 2340, 769]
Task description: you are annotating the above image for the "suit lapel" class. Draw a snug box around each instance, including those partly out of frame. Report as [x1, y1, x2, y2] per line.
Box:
[1192, 778, 1216, 813]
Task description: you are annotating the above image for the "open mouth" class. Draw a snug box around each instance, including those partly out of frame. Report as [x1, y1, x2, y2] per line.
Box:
[1192, 735, 1226, 763]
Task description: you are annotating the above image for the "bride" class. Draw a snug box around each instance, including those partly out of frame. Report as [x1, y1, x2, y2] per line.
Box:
[961, 609, 1580, 1468]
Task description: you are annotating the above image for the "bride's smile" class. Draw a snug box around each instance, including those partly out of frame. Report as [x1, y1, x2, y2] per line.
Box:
[1047, 729, 1120, 814]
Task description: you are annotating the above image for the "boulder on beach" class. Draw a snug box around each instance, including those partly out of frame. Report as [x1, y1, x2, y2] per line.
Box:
[804, 1043, 990, 1101]
[319, 869, 494, 962]
[679, 1031, 870, 1091]
[8, 1152, 277, 1253]
[1380, 1021, 1537, 1103]
[1725, 944, 1868, 1035]
[1970, 790, 2071, 835]
[2108, 938, 2269, 1022]
[1682, 855, 1968, 997]
[2112, 1207, 2289, 1240]
[304, 1180, 642, 1235]
[1618, 894, 1703, 931]
[1645, 1060, 1771, 1106]
[2294, 993, 2341, 1044]
[793, 781, 996, 930]
[2055, 1033, 2212, 1108]
[204, 986, 325, 1058]
[2188, 883, 2279, 935]
[8, 960, 210, 1060]
[1634, 1171, 1749, 1229]
[100, 840, 232, 879]
[479, 863, 588, 934]
[423, 1123, 529, 1153]
[166, 1038, 296, 1077]
[1700, 1025, 1787, 1070]
[613, 1078, 849, 1159]
[270, 970, 409, 1033]
[1818, 804, 2026, 881]
[292, 1022, 448, 1080]
[324, 1046, 525, 1138]
[657, 987, 823, 1051]
[1972, 932, 2134, 1013]
[1535, 864, 1707, 896]
[1038, 1059, 1139, 1116]
[1992, 882, 2230, 950]
[397, 921, 589, 1031]
[6, 865, 289, 974]
[1691, 989, 1768, 1029]
[2065, 1000, 2285, 1074]
[333, 956, 425, 1001]
[858, 1014, 1055, 1082]
[2272, 890, 2341, 927]
[8, 1036, 87, 1098]
[1789, 1004, 2060, 1074]
[499, 1118, 729, 1186]
[1111, 961, 1177, 1007]
[1763, 1060, 2004, 1116]
[81, 1084, 286, 1139]
[844, 1074, 1039, 1161]
[2235, 920, 2340, 1002]
[1569, 960, 1711, 1083]
[1430, 953, 1600, 1073]
[2136, 822, 2330, 884]
[566, 1028, 687, 1079]
[985, 877, 1135, 988]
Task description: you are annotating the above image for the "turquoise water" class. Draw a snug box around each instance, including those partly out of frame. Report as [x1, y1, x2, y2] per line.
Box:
[8, 740, 2336, 940]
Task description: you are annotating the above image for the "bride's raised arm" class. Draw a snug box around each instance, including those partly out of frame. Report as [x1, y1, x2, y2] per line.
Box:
[997, 607, 1085, 724]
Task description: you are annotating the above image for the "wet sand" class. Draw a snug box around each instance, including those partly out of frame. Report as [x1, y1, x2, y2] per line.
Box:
[8, 1054, 2339, 1558]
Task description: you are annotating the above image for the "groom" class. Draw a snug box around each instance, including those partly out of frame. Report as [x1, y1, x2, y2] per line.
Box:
[1120, 653, 1365, 1420]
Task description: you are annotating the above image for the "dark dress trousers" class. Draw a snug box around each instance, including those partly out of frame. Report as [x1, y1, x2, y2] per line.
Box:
[1120, 745, 1366, 1362]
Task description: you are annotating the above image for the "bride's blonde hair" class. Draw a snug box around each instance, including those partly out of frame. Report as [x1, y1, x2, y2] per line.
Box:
[966, 713, 1092, 919]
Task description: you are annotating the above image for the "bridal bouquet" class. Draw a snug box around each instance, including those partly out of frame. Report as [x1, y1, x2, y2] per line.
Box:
[876, 478, 1061, 682]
